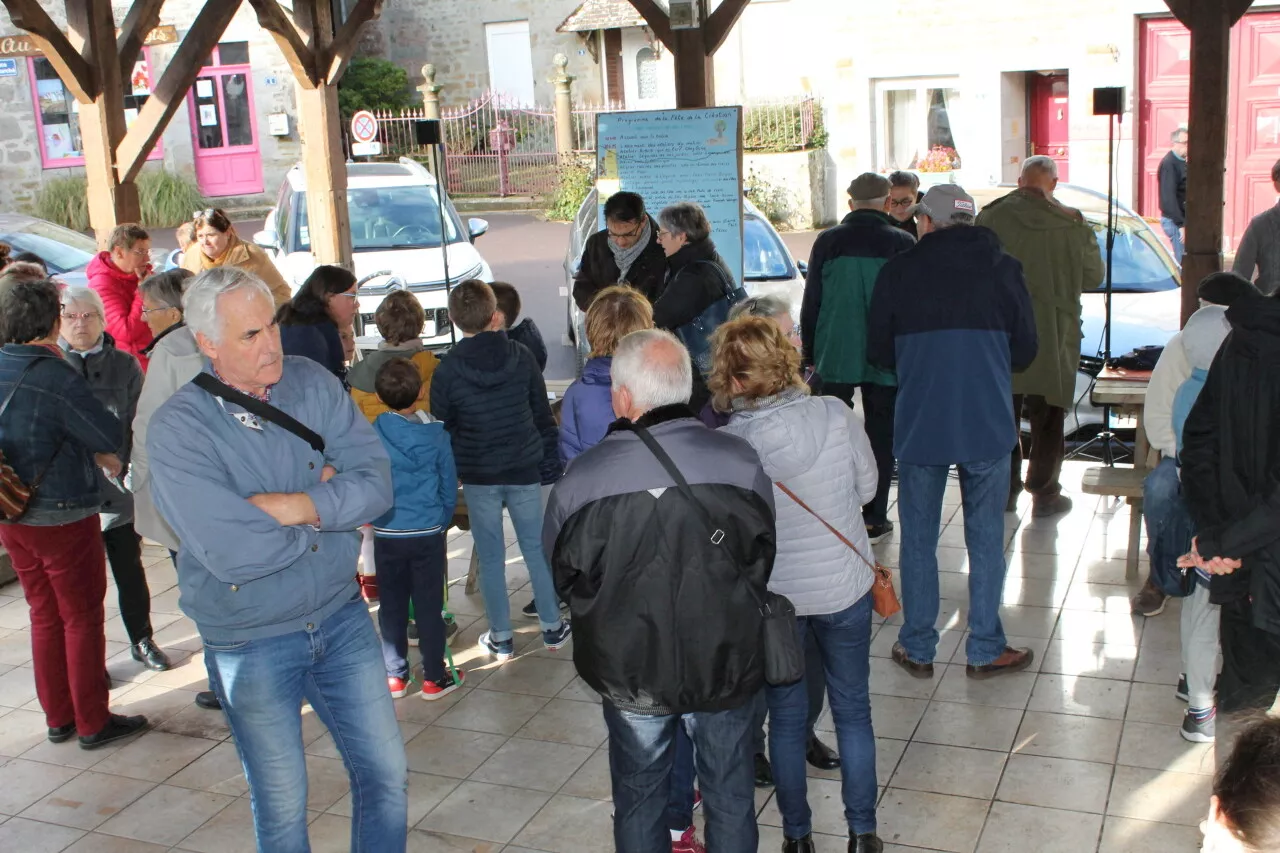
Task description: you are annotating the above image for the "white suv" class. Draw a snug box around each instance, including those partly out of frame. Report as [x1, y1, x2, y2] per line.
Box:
[254, 157, 494, 346]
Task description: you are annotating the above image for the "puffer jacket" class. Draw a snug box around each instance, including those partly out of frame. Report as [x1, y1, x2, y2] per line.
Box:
[429, 331, 560, 486]
[87, 252, 153, 370]
[721, 389, 878, 615]
[60, 333, 143, 530]
[559, 356, 615, 463]
[348, 343, 440, 422]
[131, 322, 203, 549]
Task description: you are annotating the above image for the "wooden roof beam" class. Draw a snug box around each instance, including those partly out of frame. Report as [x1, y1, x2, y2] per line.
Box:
[322, 0, 384, 86]
[0, 0, 96, 101]
[116, 0, 165, 82]
[246, 0, 319, 88]
[624, 0, 673, 51]
[117, 0, 243, 183]
[703, 0, 750, 55]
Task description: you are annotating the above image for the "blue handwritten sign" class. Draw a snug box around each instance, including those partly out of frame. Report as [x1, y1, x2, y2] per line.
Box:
[596, 107, 743, 286]
[0, 59, 17, 78]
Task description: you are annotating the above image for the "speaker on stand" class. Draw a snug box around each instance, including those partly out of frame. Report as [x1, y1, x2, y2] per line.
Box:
[413, 119, 456, 345]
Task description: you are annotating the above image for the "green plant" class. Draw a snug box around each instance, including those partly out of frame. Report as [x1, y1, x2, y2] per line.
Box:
[33, 177, 90, 231]
[31, 170, 206, 230]
[545, 158, 594, 222]
[137, 170, 207, 228]
[338, 58, 415, 116]
[744, 168, 794, 229]
[742, 99, 827, 153]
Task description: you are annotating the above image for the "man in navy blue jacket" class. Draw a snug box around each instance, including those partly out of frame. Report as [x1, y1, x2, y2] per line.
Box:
[868, 184, 1039, 681]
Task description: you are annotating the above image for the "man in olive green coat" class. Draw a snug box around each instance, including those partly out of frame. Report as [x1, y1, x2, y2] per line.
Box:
[976, 156, 1104, 517]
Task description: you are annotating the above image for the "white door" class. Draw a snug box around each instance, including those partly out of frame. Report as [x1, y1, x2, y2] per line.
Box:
[485, 21, 536, 105]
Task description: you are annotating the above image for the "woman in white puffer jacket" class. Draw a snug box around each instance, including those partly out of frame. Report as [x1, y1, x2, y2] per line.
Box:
[712, 315, 883, 853]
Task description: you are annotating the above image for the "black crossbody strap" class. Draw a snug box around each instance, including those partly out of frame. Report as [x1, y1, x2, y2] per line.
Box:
[193, 373, 325, 453]
[627, 422, 765, 609]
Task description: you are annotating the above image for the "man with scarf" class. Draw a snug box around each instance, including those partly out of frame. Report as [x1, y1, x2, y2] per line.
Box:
[573, 191, 668, 312]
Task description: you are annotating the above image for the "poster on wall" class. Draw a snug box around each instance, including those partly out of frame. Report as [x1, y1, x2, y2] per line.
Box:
[196, 79, 214, 99]
[42, 123, 74, 160]
[36, 78, 66, 117]
[199, 104, 218, 127]
[595, 106, 744, 285]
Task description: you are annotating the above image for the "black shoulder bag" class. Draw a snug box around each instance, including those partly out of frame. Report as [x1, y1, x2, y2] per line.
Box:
[193, 373, 325, 453]
[673, 261, 748, 377]
[630, 422, 803, 686]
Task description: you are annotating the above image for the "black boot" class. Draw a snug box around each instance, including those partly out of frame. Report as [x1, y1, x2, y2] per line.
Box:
[850, 833, 883, 853]
[806, 734, 840, 770]
[79, 713, 148, 750]
[754, 752, 773, 787]
[131, 638, 173, 672]
[783, 834, 816, 853]
[194, 691, 222, 711]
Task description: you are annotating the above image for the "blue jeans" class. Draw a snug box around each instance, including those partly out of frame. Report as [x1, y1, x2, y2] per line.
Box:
[604, 700, 758, 853]
[1143, 457, 1195, 597]
[898, 456, 1010, 666]
[462, 483, 564, 641]
[767, 593, 876, 838]
[1161, 217, 1184, 264]
[203, 597, 408, 853]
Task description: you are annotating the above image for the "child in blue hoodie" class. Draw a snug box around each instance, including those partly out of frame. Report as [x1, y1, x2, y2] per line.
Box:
[371, 357, 461, 701]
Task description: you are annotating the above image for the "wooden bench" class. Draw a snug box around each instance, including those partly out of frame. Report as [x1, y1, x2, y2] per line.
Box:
[1081, 466, 1147, 578]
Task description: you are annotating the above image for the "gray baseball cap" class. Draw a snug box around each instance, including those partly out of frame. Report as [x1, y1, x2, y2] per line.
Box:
[912, 184, 977, 226]
[847, 172, 891, 202]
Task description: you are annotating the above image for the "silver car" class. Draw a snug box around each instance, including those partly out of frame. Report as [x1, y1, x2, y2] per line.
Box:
[0, 214, 99, 287]
[563, 189, 806, 372]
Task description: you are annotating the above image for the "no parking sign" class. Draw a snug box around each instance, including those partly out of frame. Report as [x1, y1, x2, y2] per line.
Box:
[350, 110, 382, 157]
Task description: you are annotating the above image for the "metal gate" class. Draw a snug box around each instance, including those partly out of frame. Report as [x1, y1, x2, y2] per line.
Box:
[442, 91, 559, 197]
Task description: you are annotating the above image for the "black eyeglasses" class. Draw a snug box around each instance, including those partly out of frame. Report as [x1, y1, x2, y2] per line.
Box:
[889, 198, 914, 208]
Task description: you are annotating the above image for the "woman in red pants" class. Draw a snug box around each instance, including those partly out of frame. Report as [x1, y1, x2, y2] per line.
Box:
[0, 275, 147, 749]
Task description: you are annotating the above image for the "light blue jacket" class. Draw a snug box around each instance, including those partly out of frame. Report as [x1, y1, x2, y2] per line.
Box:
[372, 411, 457, 535]
[148, 356, 393, 643]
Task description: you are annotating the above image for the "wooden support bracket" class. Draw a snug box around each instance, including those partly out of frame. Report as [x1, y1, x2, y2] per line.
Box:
[0, 0, 96, 101]
[624, 0, 673, 51]
[703, 0, 750, 55]
[246, 0, 318, 88]
[116, 0, 165, 82]
[322, 0, 384, 86]
[116, 0, 244, 183]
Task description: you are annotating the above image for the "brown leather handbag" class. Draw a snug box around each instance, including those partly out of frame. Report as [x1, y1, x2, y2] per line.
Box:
[776, 482, 902, 618]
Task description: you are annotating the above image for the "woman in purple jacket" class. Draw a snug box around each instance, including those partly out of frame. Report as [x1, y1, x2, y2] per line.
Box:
[558, 286, 653, 464]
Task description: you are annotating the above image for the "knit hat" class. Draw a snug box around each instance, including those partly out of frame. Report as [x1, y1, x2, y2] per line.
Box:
[1197, 271, 1260, 306]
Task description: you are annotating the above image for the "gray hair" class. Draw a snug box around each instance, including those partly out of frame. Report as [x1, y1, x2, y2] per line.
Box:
[1020, 155, 1058, 181]
[730, 293, 791, 321]
[1171, 126, 1188, 142]
[852, 196, 888, 211]
[139, 268, 193, 313]
[183, 267, 275, 344]
[61, 286, 105, 318]
[931, 212, 976, 230]
[611, 329, 692, 411]
[658, 201, 712, 243]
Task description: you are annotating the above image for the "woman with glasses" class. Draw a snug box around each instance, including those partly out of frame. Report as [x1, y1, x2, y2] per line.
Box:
[87, 224, 156, 369]
[58, 287, 174, 674]
[182, 208, 291, 307]
[276, 265, 358, 386]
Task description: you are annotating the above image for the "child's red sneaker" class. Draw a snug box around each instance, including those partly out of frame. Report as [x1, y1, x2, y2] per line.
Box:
[421, 669, 465, 701]
[388, 676, 409, 699]
[358, 575, 379, 604]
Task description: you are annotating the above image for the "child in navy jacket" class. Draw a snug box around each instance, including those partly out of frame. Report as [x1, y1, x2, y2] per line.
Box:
[371, 357, 461, 700]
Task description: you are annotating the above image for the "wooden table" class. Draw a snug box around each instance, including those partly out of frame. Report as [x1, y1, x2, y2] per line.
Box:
[1088, 372, 1151, 577]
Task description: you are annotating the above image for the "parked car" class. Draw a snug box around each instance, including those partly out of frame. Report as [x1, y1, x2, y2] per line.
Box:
[564, 189, 806, 370]
[970, 183, 1183, 439]
[255, 157, 493, 347]
[0, 213, 98, 286]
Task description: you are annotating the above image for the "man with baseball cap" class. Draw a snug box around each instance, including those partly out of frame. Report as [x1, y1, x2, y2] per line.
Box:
[977, 156, 1104, 518]
[868, 182, 1040, 681]
[800, 172, 915, 545]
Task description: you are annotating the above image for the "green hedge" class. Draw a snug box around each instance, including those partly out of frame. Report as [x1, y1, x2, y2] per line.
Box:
[32, 170, 207, 231]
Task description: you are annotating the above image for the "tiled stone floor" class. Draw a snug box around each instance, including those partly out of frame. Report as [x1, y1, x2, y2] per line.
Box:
[0, 462, 1214, 852]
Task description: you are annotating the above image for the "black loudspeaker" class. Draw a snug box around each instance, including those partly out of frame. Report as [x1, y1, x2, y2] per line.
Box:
[414, 119, 441, 145]
[1092, 87, 1125, 116]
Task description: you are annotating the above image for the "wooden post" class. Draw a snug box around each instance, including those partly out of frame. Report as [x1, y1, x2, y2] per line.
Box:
[292, 0, 352, 270]
[66, 0, 140, 243]
[1167, 0, 1254, 324]
[419, 63, 442, 121]
[551, 54, 575, 157]
[623, 0, 749, 109]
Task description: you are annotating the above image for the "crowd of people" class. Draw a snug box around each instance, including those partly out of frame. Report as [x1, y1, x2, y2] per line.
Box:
[0, 160, 1278, 853]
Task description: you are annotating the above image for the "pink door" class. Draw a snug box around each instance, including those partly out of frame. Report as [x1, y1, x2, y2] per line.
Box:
[1137, 18, 1190, 224]
[1030, 74, 1070, 181]
[1228, 13, 1280, 249]
[189, 61, 263, 197]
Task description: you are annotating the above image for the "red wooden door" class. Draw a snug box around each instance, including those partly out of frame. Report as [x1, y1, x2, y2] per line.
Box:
[1229, 13, 1280, 248]
[1137, 18, 1191, 223]
[1030, 74, 1070, 181]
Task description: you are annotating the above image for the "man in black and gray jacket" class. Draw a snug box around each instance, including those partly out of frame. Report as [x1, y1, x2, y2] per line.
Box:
[543, 329, 776, 853]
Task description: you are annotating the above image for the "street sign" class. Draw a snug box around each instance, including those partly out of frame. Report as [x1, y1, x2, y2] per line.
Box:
[352, 141, 383, 157]
[0, 59, 16, 78]
[350, 110, 378, 144]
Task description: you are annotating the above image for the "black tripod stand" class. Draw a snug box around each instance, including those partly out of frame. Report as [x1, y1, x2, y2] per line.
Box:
[1068, 89, 1130, 466]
